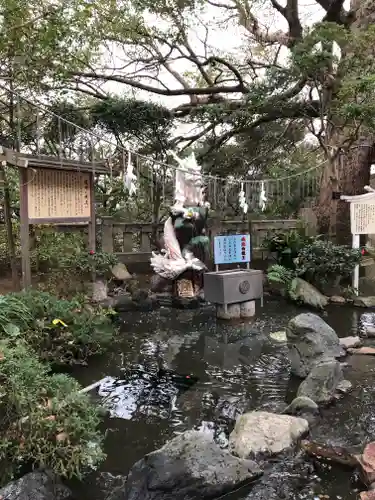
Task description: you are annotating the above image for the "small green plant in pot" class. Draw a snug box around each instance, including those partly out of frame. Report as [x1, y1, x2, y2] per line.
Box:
[74, 251, 119, 302]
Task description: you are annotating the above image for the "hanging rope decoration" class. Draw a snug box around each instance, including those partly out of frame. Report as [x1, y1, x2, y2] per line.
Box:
[3, 83, 324, 212]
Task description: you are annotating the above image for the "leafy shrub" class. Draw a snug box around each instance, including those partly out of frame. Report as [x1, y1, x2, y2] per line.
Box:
[2, 291, 116, 365]
[34, 229, 85, 270]
[263, 229, 317, 269]
[73, 250, 119, 277]
[0, 340, 105, 482]
[295, 240, 361, 287]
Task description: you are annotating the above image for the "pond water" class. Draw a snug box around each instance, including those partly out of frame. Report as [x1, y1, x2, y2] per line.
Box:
[73, 298, 375, 500]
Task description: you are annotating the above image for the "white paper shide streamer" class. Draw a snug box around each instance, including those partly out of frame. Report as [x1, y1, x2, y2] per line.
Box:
[238, 182, 248, 214]
[124, 151, 137, 196]
[259, 181, 267, 212]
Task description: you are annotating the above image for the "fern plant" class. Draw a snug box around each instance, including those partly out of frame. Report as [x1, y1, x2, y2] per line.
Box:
[267, 264, 296, 285]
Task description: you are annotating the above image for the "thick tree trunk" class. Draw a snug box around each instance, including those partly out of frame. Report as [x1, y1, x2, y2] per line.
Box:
[317, 141, 372, 244]
[336, 141, 373, 244]
[316, 0, 375, 244]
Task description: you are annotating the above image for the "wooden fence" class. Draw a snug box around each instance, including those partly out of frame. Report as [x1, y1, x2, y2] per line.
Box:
[101, 217, 299, 264]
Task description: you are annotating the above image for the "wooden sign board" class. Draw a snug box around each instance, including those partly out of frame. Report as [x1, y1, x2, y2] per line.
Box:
[350, 200, 375, 235]
[27, 168, 91, 223]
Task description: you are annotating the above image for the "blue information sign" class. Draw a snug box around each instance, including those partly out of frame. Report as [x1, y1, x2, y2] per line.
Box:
[213, 234, 251, 265]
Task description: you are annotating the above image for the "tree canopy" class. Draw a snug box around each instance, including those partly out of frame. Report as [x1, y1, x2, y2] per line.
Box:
[0, 0, 374, 235]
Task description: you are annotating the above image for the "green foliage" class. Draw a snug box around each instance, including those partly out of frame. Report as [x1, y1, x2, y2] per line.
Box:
[1, 291, 116, 365]
[263, 229, 316, 269]
[0, 0, 101, 88]
[267, 264, 296, 286]
[0, 340, 105, 482]
[34, 228, 86, 270]
[44, 102, 92, 144]
[73, 250, 119, 277]
[0, 295, 32, 336]
[295, 240, 362, 287]
[90, 97, 174, 149]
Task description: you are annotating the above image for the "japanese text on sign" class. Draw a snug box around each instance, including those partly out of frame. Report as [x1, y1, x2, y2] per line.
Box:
[27, 168, 91, 222]
[214, 234, 251, 265]
[350, 201, 375, 234]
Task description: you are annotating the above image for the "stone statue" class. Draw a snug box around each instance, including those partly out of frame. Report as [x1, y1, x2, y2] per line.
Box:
[150, 151, 210, 303]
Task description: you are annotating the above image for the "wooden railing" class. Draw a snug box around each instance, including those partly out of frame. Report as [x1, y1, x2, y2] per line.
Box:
[101, 217, 299, 264]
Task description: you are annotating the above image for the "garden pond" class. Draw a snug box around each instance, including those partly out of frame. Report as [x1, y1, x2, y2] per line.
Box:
[72, 298, 375, 500]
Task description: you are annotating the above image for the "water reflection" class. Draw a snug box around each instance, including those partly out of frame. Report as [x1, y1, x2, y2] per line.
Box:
[93, 302, 301, 430]
[72, 300, 375, 499]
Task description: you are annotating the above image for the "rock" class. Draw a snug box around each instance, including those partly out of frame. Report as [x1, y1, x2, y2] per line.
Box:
[366, 326, 375, 338]
[340, 336, 362, 349]
[228, 411, 309, 460]
[300, 440, 358, 468]
[269, 330, 287, 342]
[126, 278, 140, 296]
[283, 396, 319, 416]
[297, 358, 344, 404]
[172, 296, 200, 309]
[131, 288, 149, 302]
[348, 347, 375, 356]
[92, 279, 108, 303]
[109, 430, 262, 500]
[111, 263, 132, 281]
[286, 313, 345, 377]
[0, 471, 72, 500]
[266, 280, 288, 298]
[358, 442, 375, 486]
[330, 295, 347, 304]
[245, 456, 314, 500]
[150, 275, 171, 293]
[154, 292, 173, 307]
[72, 472, 126, 500]
[354, 296, 375, 308]
[289, 277, 328, 309]
[336, 379, 353, 394]
[113, 294, 158, 312]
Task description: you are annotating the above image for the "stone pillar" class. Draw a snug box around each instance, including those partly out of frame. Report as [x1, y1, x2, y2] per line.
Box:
[216, 300, 256, 320]
[240, 300, 256, 318]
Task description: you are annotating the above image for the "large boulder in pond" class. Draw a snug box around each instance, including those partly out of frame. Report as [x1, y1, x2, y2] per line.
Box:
[108, 430, 262, 500]
[289, 278, 328, 309]
[297, 358, 346, 404]
[0, 471, 72, 500]
[286, 313, 345, 377]
[228, 411, 309, 460]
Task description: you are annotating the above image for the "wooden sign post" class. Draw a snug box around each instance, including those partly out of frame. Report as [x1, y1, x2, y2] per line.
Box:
[341, 188, 375, 295]
[19, 166, 96, 289]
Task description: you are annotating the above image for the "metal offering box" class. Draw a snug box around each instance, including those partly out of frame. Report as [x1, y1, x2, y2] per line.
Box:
[204, 269, 263, 305]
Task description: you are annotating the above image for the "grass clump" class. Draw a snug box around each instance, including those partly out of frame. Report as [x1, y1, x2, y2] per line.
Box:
[0, 340, 105, 483]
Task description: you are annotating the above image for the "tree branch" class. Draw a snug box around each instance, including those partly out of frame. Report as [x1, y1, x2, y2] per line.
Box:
[234, 0, 290, 46]
[71, 71, 246, 96]
[203, 56, 247, 89]
[199, 100, 321, 157]
[315, 0, 348, 24]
